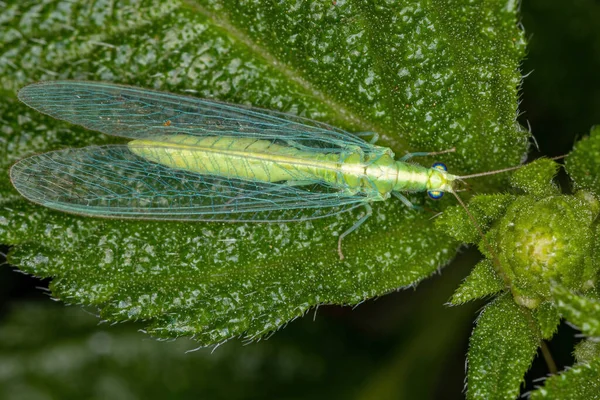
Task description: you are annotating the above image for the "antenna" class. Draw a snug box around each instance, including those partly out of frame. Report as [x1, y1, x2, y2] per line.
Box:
[458, 155, 566, 180]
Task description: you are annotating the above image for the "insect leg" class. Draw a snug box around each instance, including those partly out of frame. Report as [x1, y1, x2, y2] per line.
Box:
[391, 191, 422, 210]
[355, 131, 379, 144]
[338, 204, 372, 260]
[398, 147, 456, 162]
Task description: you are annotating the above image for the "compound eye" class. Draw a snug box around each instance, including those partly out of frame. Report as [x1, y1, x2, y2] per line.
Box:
[428, 190, 444, 200]
[432, 162, 447, 171]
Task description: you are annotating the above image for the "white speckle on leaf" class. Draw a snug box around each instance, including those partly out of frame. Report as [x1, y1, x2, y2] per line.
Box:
[398, 68, 410, 78]
[103, 248, 114, 264]
[34, 254, 49, 265]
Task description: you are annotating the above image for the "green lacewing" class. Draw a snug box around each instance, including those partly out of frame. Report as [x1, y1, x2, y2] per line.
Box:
[11, 81, 470, 259]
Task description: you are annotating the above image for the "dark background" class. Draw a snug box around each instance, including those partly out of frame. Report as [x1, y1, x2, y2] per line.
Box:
[1, 1, 599, 398]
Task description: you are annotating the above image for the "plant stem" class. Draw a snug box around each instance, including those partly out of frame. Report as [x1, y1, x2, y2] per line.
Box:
[540, 341, 558, 374]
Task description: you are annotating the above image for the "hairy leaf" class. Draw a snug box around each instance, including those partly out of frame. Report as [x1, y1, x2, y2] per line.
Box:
[533, 301, 560, 340]
[437, 158, 562, 248]
[435, 193, 516, 244]
[449, 259, 504, 305]
[510, 157, 560, 197]
[467, 294, 540, 400]
[566, 126, 600, 194]
[529, 358, 600, 400]
[0, 0, 527, 343]
[574, 340, 600, 364]
[553, 286, 600, 337]
[440, 155, 596, 310]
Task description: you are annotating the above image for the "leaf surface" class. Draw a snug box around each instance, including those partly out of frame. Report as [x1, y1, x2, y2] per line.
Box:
[529, 358, 600, 400]
[566, 126, 600, 196]
[467, 294, 540, 400]
[553, 286, 600, 337]
[0, 0, 527, 343]
[449, 259, 504, 305]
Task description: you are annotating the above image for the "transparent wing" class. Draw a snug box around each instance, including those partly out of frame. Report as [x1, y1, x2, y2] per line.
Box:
[17, 81, 377, 154]
[10, 145, 373, 221]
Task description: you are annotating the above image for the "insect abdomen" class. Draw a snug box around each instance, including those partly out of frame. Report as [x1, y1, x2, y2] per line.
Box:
[128, 134, 345, 184]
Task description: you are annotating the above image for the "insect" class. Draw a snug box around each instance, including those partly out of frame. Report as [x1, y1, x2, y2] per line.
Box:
[11, 81, 484, 259]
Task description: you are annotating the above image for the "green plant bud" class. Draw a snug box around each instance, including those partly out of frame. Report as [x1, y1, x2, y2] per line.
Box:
[488, 195, 595, 308]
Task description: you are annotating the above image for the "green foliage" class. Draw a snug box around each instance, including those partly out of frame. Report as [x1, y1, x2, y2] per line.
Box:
[434, 194, 516, 243]
[440, 159, 598, 307]
[449, 259, 504, 305]
[529, 358, 600, 400]
[467, 294, 540, 400]
[8, 0, 600, 398]
[0, 0, 527, 344]
[0, 263, 480, 400]
[510, 158, 560, 197]
[553, 286, 600, 337]
[533, 301, 560, 340]
[566, 126, 600, 196]
[441, 156, 600, 398]
[574, 340, 600, 364]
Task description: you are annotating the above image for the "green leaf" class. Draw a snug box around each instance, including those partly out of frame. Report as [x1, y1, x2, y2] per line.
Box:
[437, 158, 562, 247]
[574, 190, 600, 221]
[0, 0, 527, 343]
[533, 301, 560, 340]
[553, 286, 600, 337]
[435, 193, 516, 244]
[510, 158, 560, 197]
[435, 159, 597, 310]
[529, 358, 600, 400]
[574, 340, 600, 364]
[566, 126, 600, 195]
[449, 259, 504, 305]
[467, 294, 540, 400]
